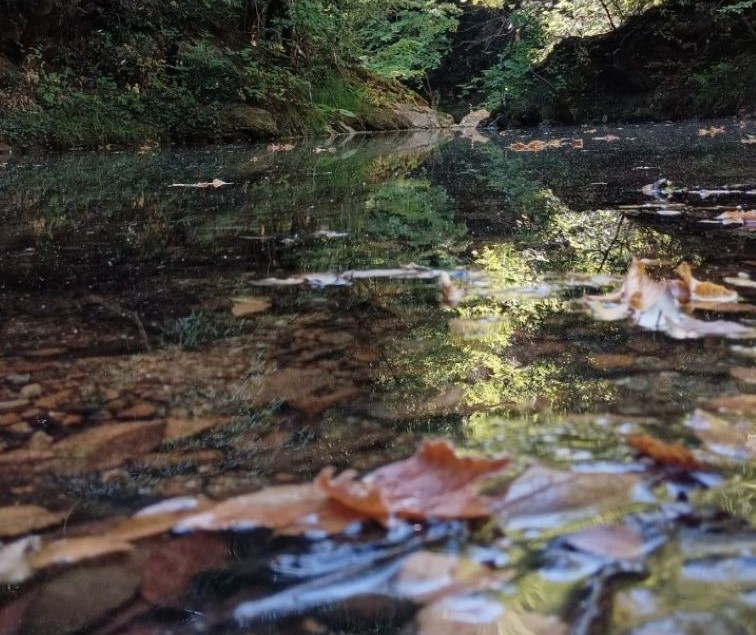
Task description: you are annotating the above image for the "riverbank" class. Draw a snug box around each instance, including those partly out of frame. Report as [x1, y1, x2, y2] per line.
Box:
[0, 2, 452, 151]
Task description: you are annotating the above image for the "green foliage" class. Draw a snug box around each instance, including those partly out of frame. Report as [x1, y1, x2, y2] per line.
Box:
[470, 0, 661, 116]
[176, 42, 242, 102]
[473, 7, 546, 113]
[689, 55, 756, 114]
[359, 0, 460, 88]
[365, 179, 466, 249]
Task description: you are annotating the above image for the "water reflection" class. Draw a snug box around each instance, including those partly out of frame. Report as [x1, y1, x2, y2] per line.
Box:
[0, 121, 754, 635]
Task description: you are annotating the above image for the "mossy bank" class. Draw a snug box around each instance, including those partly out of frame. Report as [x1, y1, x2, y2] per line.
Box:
[0, 0, 451, 151]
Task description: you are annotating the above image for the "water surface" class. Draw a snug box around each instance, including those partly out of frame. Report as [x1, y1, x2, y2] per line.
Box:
[0, 120, 754, 635]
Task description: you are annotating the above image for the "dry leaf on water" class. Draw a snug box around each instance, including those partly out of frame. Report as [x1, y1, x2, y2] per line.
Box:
[0, 536, 41, 583]
[416, 595, 567, 635]
[724, 273, 756, 289]
[675, 263, 738, 303]
[687, 409, 755, 461]
[169, 178, 232, 188]
[391, 551, 509, 603]
[705, 393, 756, 414]
[584, 259, 754, 339]
[564, 524, 646, 560]
[230, 296, 271, 317]
[315, 439, 510, 520]
[29, 537, 134, 569]
[716, 210, 756, 226]
[625, 435, 702, 470]
[698, 126, 725, 137]
[0, 505, 67, 538]
[731, 367, 756, 384]
[174, 483, 364, 534]
[492, 465, 642, 530]
[509, 139, 582, 152]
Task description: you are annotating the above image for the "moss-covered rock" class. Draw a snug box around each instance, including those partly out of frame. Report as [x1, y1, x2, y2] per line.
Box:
[219, 104, 278, 140]
[393, 104, 454, 129]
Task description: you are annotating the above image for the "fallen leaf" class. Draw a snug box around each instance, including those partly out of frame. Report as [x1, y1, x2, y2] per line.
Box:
[30, 536, 134, 569]
[492, 465, 642, 530]
[716, 210, 756, 225]
[698, 126, 725, 137]
[705, 393, 756, 414]
[169, 179, 232, 188]
[164, 417, 225, 441]
[0, 505, 67, 538]
[626, 435, 702, 470]
[0, 536, 41, 583]
[675, 263, 738, 303]
[564, 524, 646, 560]
[416, 595, 567, 635]
[731, 367, 756, 384]
[230, 296, 271, 317]
[52, 420, 166, 472]
[268, 143, 295, 152]
[724, 273, 756, 288]
[391, 551, 507, 602]
[109, 498, 213, 542]
[315, 439, 510, 521]
[174, 483, 363, 534]
[687, 409, 755, 461]
[584, 259, 755, 339]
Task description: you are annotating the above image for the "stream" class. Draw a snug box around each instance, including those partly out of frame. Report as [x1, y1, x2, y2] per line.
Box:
[0, 119, 754, 635]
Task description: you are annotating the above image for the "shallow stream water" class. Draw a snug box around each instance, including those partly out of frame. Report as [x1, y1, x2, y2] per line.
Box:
[0, 120, 754, 635]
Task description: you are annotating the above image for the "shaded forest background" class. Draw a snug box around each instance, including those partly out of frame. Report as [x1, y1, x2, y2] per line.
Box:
[0, 0, 754, 148]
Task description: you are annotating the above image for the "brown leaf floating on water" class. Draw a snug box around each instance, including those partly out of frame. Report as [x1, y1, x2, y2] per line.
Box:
[416, 595, 567, 635]
[0, 505, 67, 538]
[687, 408, 756, 461]
[698, 126, 725, 137]
[174, 483, 363, 534]
[584, 259, 755, 339]
[29, 536, 134, 569]
[492, 465, 641, 529]
[315, 439, 510, 520]
[716, 210, 756, 224]
[731, 367, 756, 384]
[675, 263, 738, 303]
[230, 296, 272, 317]
[564, 524, 646, 560]
[626, 435, 701, 470]
[705, 393, 756, 414]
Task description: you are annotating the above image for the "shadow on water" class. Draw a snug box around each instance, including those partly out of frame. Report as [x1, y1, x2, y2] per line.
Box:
[0, 120, 754, 634]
